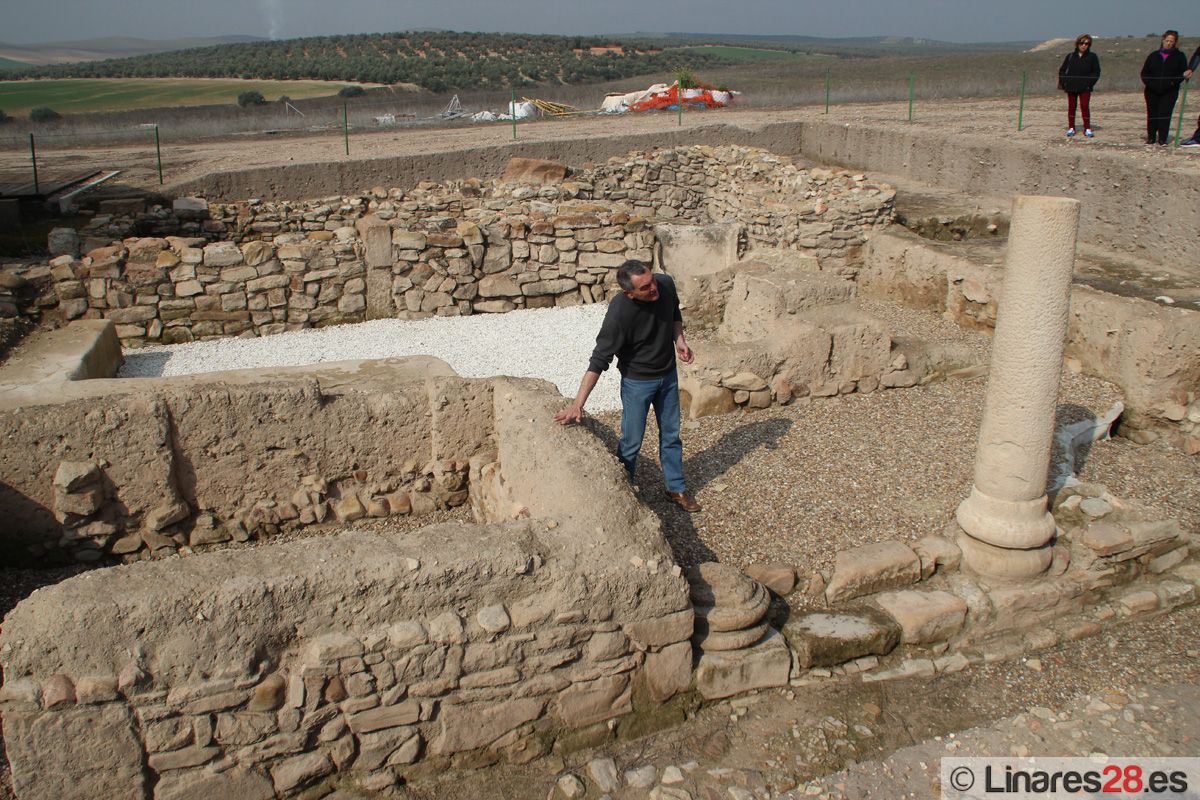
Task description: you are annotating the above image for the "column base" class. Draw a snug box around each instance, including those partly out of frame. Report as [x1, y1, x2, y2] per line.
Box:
[955, 485, 1056, 550]
[956, 529, 1053, 580]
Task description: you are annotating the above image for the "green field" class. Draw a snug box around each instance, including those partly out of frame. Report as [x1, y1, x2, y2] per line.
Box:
[672, 45, 810, 63]
[0, 78, 375, 114]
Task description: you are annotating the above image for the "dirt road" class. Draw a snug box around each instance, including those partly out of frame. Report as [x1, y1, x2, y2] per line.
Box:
[2, 92, 1196, 195]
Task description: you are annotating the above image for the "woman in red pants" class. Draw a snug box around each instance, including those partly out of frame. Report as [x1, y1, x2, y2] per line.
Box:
[1058, 34, 1101, 138]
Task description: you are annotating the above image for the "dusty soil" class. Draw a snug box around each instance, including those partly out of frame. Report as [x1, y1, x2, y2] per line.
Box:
[1, 92, 1197, 194]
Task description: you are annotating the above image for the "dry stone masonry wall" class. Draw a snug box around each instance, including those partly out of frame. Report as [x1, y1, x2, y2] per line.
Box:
[40, 147, 895, 347]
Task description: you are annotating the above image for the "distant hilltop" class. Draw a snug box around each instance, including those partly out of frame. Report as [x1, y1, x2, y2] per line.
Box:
[0, 35, 264, 67]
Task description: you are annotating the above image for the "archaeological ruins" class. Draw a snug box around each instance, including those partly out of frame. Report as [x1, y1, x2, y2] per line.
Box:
[0, 128, 1197, 800]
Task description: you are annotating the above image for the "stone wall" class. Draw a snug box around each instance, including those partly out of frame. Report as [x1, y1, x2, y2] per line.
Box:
[0, 373, 693, 799]
[45, 147, 895, 348]
[861, 228, 1200, 450]
[0, 354, 484, 567]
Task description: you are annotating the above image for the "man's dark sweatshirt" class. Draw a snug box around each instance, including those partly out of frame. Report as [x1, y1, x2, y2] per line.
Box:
[587, 274, 682, 379]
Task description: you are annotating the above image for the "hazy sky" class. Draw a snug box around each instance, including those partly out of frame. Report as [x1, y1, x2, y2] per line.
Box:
[5, 0, 1199, 45]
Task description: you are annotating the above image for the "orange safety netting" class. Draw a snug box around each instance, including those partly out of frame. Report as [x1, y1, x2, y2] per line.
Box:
[629, 84, 732, 112]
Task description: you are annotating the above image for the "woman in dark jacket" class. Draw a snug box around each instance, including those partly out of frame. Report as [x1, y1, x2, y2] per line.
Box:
[1140, 30, 1188, 145]
[1058, 34, 1101, 137]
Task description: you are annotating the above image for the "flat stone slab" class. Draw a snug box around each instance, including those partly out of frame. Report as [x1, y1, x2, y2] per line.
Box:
[687, 562, 759, 608]
[695, 628, 791, 699]
[825, 541, 921, 602]
[872, 589, 967, 644]
[783, 609, 900, 669]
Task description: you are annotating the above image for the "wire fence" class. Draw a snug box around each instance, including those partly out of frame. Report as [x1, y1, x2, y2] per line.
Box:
[0, 67, 1195, 196]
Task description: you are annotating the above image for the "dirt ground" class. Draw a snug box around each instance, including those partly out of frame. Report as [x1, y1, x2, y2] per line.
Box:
[1, 92, 1197, 194]
[2, 93, 1199, 799]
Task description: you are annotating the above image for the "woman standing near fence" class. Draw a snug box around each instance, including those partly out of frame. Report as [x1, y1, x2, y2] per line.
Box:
[1140, 30, 1188, 146]
[1058, 35, 1101, 137]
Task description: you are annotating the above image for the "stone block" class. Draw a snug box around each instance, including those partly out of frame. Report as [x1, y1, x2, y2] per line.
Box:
[502, 156, 568, 184]
[872, 590, 967, 644]
[203, 242, 243, 268]
[680, 381, 736, 419]
[623, 609, 694, 648]
[783, 609, 900, 668]
[642, 641, 693, 702]
[745, 563, 797, 596]
[432, 697, 546, 755]
[1082, 521, 1133, 556]
[554, 674, 631, 728]
[5, 704, 146, 800]
[695, 628, 791, 700]
[348, 700, 420, 733]
[825, 541, 921, 602]
[154, 767, 274, 800]
[270, 751, 333, 795]
[912, 535, 962, 578]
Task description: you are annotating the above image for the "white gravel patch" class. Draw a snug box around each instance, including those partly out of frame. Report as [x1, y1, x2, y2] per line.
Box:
[118, 304, 625, 411]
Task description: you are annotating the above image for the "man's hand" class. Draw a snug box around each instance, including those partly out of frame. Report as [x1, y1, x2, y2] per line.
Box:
[554, 402, 585, 425]
[676, 340, 694, 364]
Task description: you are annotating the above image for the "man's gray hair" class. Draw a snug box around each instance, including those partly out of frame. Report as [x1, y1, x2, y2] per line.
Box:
[616, 260, 651, 291]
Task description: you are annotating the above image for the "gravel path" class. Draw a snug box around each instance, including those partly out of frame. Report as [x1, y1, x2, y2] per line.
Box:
[119, 303, 620, 410]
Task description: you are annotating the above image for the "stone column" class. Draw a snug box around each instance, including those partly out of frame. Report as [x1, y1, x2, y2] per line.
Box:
[956, 195, 1080, 579]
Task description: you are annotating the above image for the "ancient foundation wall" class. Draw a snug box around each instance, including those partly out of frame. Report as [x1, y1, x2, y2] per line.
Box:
[45, 146, 894, 347]
[861, 228, 1200, 448]
[0, 373, 693, 799]
[165, 120, 1200, 268]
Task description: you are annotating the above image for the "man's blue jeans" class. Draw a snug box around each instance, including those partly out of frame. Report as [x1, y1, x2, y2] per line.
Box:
[618, 370, 686, 493]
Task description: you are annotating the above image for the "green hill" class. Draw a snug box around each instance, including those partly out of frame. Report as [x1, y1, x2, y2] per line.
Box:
[2, 31, 743, 92]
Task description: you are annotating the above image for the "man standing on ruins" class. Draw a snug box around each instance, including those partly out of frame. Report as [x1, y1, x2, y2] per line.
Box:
[554, 260, 702, 512]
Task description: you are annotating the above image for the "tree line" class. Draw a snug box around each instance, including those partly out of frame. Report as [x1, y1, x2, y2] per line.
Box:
[3, 31, 738, 92]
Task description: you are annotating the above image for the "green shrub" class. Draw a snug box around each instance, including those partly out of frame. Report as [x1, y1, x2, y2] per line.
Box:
[674, 67, 696, 89]
[236, 90, 267, 108]
[338, 85, 365, 98]
[29, 107, 61, 123]
[0, 108, 11, 124]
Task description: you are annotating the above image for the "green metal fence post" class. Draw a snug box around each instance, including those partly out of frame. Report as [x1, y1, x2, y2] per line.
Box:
[511, 90, 517, 140]
[1018, 72, 1027, 131]
[907, 74, 914, 122]
[29, 133, 39, 195]
[1174, 82, 1190, 146]
[154, 125, 164, 185]
[824, 70, 830, 114]
[343, 103, 349, 155]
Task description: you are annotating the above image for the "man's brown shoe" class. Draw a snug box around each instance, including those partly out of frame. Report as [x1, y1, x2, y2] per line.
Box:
[664, 490, 702, 512]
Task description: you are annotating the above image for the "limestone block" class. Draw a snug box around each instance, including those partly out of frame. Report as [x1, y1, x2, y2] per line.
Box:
[173, 197, 208, 218]
[642, 641, 693, 702]
[6, 704, 146, 800]
[912, 535, 962, 579]
[554, 674, 632, 728]
[355, 215, 392, 268]
[145, 499, 190, 531]
[203, 242, 243, 268]
[347, 700, 420, 733]
[154, 767, 274, 800]
[476, 604, 511, 634]
[680, 380, 736, 419]
[503, 157, 568, 184]
[745, 563, 797, 596]
[873, 590, 968, 644]
[587, 758, 621, 793]
[270, 751, 333, 795]
[782, 610, 901, 669]
[356, 727, 420, 770]
[695, 628, 791, 699]
[240, 241, 274, 267]
[432, 697, 546, 754]
[825, 541, 921, 602]
[393, 230, 427, 250]
[623, 609, 694, 648]
[53, 461, 101, 492]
